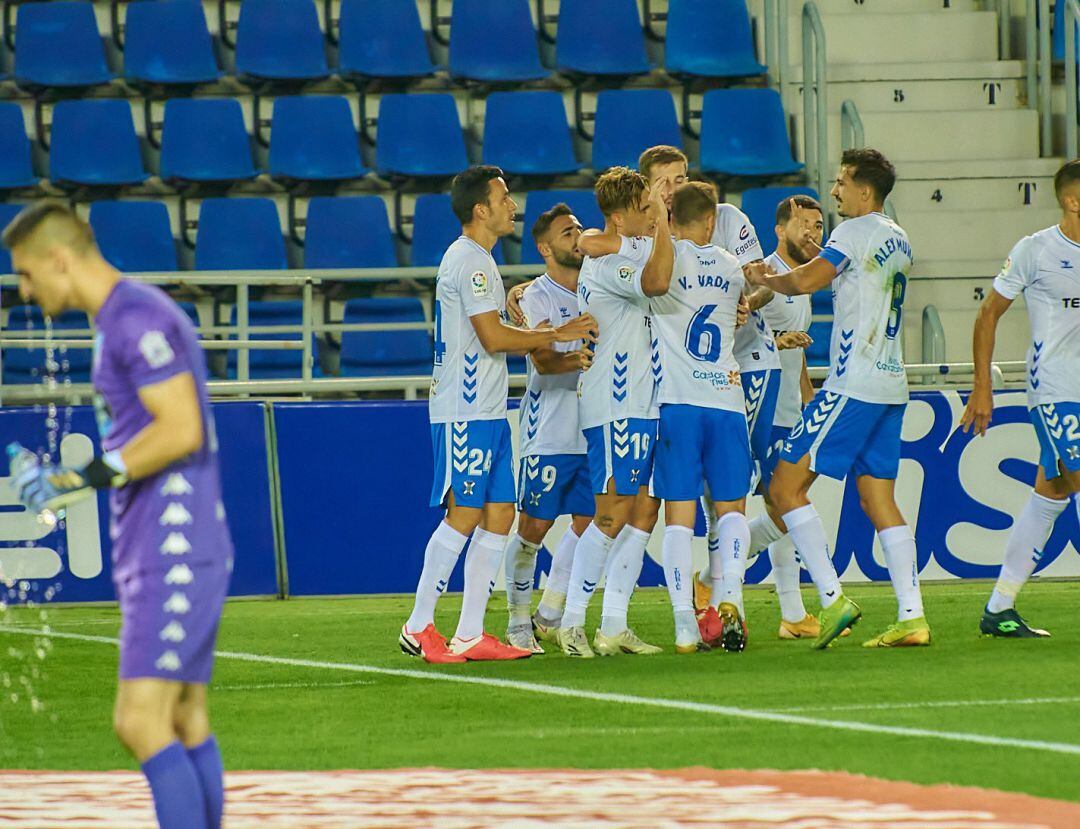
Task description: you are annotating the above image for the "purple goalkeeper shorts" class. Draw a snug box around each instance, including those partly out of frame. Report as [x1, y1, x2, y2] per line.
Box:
[116, 561, 230, 684]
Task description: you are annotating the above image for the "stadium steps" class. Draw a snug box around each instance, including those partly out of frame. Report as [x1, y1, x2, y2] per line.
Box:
[784, 2, 1058, 364]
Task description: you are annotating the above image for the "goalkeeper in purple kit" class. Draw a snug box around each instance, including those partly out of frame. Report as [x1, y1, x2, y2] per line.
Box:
[5, 203, 231, 829]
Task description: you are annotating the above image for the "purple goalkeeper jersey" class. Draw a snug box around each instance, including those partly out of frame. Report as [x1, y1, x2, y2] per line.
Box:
[91, 279, 233, 582]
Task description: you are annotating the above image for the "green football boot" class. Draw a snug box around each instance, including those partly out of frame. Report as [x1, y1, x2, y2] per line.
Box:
[980, 607, 1050, 639]
[862, 616, 932, 648]
[814, 594, 861, 650]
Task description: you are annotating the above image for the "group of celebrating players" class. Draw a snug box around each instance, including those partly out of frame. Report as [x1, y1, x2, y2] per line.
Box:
[400, 145, 1080, 663]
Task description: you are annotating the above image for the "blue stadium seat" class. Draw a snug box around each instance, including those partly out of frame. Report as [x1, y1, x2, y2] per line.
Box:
[411, 194, 504, 267]
[739, 186, 820, 255]
[0, 204, 25, 274]
[520, 190, 603, 265]
[194, 198, 287, 270]
[591, 89, 681, 172]
[339, 297, 432, 377]
[304, 196, 397, 268]
[89, 201, 178, 273]
[227, 301, 318, 379]
[556, 0, 649, 76]
[269, 96, 367, 182]
[806, 319, 831, 367]
[3, 307, 92, 384]
[338, 0, 434, 79]
[0, 103, 37, 189]
[160, 98, 257, 184]
[375, 94, 467, 178]
[49, 99, 148, 187]
[699, 89, 802, 176]
[124, 0, 220, 85]
[235, 0, 329, 82]
[449, 0, 548, 82]
[14, 1, 112, 88]
[483, 92, 579, 176]
[665, 0, 766, 78]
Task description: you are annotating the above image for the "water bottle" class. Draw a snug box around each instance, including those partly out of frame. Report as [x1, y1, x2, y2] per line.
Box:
[7, 443, 58, 527]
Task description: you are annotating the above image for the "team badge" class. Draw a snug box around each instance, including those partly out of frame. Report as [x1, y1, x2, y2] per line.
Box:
[471, 271, 488, 296]
[618, 266, 634, 281]
[138, 330, 175, 369]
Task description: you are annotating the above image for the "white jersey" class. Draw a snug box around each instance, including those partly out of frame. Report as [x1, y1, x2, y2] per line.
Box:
[578, 235, 659, 431]
[517, 274, 586, 455]
[993, 225, 1080, 405]
[818, 212, 911, 405]
[712, 203, 763, 266]
[732, 309, 781, 373]
[429, 236, 507, 424]
[762, 251, 812, 428]
[651, 240, 745, 412]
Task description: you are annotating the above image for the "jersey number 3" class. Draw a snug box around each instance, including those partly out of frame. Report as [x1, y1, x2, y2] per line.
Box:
[685, 304, 722, 362]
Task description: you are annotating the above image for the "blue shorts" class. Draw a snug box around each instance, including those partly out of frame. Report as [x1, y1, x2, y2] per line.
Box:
[518, 453, 594, 520]
[430, 419, 516, 508]
[780, 390, 905, 481]
[744, 369, 781, 488]
[760, 424, 793, 488]
[1030, 402, 1080, 479]
[654, 404, 752, 502]
[583, 417, 657, 496]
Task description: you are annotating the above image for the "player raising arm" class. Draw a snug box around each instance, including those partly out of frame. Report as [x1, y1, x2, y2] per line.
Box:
[746, 149, 929, 650]
[960, 160, 1080, 639]
[401, 166, 596, 664]
[6, 203, 233, 829]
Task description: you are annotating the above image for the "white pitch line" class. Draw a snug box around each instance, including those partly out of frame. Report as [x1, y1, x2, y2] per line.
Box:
[2, 624, 1080, 758]
[769, 696, 1080, 714]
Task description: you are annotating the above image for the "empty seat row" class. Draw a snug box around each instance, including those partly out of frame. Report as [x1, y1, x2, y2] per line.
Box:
[8, 0, 765, 90]
[0, 87, 800, 189]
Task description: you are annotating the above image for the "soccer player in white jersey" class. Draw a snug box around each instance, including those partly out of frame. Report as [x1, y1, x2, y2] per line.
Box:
[559, 166, 673, 658]
[747, 148, 930, 650]
[757, 195, 824, 639]
[502, 203, 595, 653]
[651, 182, 753, 653]
[401, 166, 597, 664]
[961, 160, 1080, 638]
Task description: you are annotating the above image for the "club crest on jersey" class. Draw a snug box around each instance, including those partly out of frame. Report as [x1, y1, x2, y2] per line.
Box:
[471, 271, 488, 297]
[138, 330, 174, 369]
[618, 266, 634, 282]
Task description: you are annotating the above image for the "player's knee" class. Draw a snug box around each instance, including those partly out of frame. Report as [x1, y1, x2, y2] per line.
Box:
[484, 503, 516, 535]
[113, 704, 149, 752]
[173, 700, 210, 746]
[517, 513, 551, 545]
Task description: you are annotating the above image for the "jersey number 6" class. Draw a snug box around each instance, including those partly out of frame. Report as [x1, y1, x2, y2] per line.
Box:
[685, 304, 722, 362]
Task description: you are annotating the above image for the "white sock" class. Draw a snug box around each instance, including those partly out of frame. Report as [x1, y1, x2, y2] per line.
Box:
[454, 528, 507, 641]
[503, 534, 540, 625]
[537, 528, 579, 623]
[770, 537, 808, 623]
[749, 512, 786, 556]
[600, 525, 650, 636]
[987, 491, 1068, 613]
[711, 512, 750, 615]
[782, 505, 842, 608]
[562, 523, 615, 629]
[878, 525, 924, 622]
[661, 525, 694, 613]
[406, 521, 468, 632]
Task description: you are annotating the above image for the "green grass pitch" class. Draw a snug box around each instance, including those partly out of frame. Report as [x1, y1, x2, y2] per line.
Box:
[1, 580, 1078, 802]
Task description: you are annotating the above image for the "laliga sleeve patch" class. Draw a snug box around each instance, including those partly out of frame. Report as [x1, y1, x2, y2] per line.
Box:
[138, 330, 175, 369]
[471, 270, 488, 297]
[618, 265, 635, 281]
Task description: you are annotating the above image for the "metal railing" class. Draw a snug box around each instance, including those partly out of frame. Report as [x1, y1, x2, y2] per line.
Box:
[762, 0, 790, 107]
[1065, 0, 1080, 158]
[921, 305, 947, 365]
[1039, 0, 1053, 157]
[802, 2, 830, 231]
[840, 98, 863, 151]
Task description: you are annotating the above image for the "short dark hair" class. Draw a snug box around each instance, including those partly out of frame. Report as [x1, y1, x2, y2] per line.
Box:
[1054, 160, 1080, 205]
[531, 202, 574, 245]
[638, 145, 688, 180]
[671, 181, 717, 226]
[1, 201, 96, 254]
[449, 165, 504, 225]
[595, 166, 648, 217]
[841, 148, 896, 201]
[775, 194, 823, 226]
